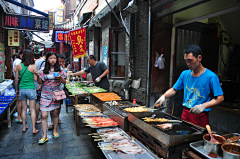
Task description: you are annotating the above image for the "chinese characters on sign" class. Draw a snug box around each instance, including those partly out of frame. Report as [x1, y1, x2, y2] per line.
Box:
[44, 48, 57, 53]
[8, 30, 19, 46]
[69, 28, 87, 58]
[55, 31, 70, 42]
[49, 12, 55, 30]
[3, 13, 49, 32]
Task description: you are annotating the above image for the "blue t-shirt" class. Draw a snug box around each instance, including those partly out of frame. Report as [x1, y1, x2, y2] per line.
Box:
[84, 62, 110, 90]
[173, 69, 223, 112]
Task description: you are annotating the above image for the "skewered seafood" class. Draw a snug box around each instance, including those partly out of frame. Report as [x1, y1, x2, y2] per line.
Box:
[75, 104, 101, 112]
[124, 107, 148, 112]
[143, 117, 168, 122]
[83, 117, 118, 127]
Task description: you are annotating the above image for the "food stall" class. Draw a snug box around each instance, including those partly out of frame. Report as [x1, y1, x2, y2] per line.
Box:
[0, 81, 17, 128]
[72, 89, 240, 158]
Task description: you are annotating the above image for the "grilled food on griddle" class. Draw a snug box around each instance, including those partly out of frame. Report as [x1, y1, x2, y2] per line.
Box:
[143, 117, 168, 122]
[124, 107, 148, 112]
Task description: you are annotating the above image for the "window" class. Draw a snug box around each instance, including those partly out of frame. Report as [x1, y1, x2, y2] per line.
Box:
[109, 28, 125, 79]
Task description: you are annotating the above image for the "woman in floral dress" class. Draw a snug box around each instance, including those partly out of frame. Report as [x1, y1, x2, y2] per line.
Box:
[36, 52, 66, 144]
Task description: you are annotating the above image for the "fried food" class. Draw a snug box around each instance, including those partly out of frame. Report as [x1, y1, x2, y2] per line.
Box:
[123, 107, 148, 112]
[143, 117, 168, 122]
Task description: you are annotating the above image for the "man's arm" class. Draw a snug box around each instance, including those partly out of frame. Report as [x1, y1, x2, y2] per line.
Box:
[33, 65, 37, 81]
[162, 87, 178, 98]
[73, 70, 86, 76]
[98, 69, 109, 79]
[202, 95, 224, 109]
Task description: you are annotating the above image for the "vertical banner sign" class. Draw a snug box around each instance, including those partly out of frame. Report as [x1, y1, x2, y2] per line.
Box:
[8, 30, 19, 46]
[0, 42, 4, 82]
[69, 28, 87, 58]
[49, 12, 55, 30]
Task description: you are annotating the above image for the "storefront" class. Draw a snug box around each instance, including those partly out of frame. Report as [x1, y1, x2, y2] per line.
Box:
[150, 0, 240, 133]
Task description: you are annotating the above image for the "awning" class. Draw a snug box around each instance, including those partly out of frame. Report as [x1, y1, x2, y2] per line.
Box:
[151, 0, 176, 12]
[3, 0, 48, 17]
[31, 32, 45, 41]
[0, 0, 9, 13]
[76, 12, 93, 27]
[89, 0, 120, 28]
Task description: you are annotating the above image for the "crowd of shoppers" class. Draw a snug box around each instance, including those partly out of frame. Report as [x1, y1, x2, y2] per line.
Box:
[13, 50, 66, 145]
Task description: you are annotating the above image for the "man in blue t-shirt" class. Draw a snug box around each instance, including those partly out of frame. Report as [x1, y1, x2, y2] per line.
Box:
[155, 44, 224, 127]
[73, 55, 110, 91]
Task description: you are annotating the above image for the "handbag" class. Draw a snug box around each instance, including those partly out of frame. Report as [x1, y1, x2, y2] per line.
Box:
[52, 90, 66, 101]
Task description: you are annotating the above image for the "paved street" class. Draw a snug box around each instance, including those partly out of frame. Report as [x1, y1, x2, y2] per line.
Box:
[0, 104, 103, 159]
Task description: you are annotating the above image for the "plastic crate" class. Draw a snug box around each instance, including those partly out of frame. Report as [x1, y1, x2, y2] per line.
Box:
[67, 97, 72, 104]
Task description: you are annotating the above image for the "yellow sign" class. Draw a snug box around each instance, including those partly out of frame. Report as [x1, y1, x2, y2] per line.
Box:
[49, 12, 55, 30]
[57, 10, 63, 16]
[57, 17, 63, 22]
[58, 4, 64, 10]
[8, 30, 19, 46]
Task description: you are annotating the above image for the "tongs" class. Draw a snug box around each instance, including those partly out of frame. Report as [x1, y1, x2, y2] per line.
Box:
[150, 106, 167, 118]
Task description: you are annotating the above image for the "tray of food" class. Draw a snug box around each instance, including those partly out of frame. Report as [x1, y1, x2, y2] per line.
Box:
[82, 116, 118, 128]
[93, 128, 131, 142]
[98, 139, 158, 159]
[78, 111, 103, 117]
[75, 104, 101, 112]
[92, 93, 122, 101]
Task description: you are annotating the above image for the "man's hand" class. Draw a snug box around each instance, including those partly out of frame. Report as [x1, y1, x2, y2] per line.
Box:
[15, 90, 19, 96]
[37, 85, 42, 91]
[95, 77, 101, 83]
[189, 104, 205, 114]
[154, 95, 165, 107]
[34, 71, 39, 76]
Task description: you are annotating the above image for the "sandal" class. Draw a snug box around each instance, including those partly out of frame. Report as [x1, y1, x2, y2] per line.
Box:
[38, 138, 48, 145]
[15, 118, 22, 123]
[33, 129, 39, 134]
[48, 125, 53, 130]
[58, 120, 63, 124]
[22, 127, 28, 132]
[53, 132, 59, 138]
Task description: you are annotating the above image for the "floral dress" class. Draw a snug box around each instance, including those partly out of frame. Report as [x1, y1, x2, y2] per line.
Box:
[39, 68, 66, 111]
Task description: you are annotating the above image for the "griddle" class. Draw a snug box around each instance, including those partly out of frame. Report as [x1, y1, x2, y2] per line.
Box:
[128, 111, 207, 158]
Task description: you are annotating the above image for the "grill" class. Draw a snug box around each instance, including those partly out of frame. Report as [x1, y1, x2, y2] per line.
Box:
[103, 101, 134, 131]
[128, 112, 207, 158]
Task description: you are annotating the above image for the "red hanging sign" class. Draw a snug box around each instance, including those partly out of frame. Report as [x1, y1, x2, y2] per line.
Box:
[69, 28, 86, 58]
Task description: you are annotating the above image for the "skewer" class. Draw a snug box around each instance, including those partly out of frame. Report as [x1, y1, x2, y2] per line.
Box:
[97, 145, 112, 147]
[88, 133, 99, 135]
[94, 139, 105, 141]
[92, 136, 102, 138]
[101, 148, 117, 151]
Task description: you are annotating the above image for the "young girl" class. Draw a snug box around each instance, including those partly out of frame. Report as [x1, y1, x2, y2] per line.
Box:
[15, 49, 38, 133]
[36, 52, 66, 144]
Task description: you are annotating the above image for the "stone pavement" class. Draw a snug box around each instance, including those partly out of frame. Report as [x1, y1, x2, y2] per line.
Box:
[0, 103, 104, 159]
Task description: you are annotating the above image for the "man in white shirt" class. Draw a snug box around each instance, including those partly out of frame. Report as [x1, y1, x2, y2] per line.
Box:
[12, 51, 23, 123]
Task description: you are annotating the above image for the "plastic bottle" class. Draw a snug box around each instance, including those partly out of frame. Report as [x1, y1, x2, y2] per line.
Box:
[133, 99, 136, 105]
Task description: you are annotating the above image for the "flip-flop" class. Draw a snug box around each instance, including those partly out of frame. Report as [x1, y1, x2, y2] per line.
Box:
[53, 132, 59, 138]
[22, 127, 28, 132]
[33, 129, 39, 134]
[58, 120, 63, 124]
[38, 138, 48, 145]
[15, 118, 22, 123]
[48, 125, 53, 130]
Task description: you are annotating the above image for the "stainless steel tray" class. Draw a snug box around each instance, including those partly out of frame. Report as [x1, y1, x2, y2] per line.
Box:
[190, 133, 240, 159]
[82, 115, 118, 129]
[98, 139, 159, 159]
[190, 140, 223, 159]
[96, 127, 131, 141]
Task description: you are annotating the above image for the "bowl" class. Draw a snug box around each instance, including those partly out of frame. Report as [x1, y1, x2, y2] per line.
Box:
[203, 134, 226, 155]
[221, 143, 240, 159]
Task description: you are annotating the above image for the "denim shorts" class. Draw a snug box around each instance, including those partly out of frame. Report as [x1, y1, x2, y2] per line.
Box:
[19, 89, 37, 101]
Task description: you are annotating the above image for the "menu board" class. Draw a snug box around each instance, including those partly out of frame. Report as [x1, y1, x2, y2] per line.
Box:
[0, 42, 4, 82]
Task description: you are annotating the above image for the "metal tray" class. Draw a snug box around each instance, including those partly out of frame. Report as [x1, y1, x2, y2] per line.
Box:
[98, 139, 159, 159]
[190, 140, 223, 159]
[96, 127, 131, 141]
[82, 115, 118, 129]
[190, 133, 240, 159]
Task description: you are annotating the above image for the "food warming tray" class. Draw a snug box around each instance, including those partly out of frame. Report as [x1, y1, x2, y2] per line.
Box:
[96, 127, 131, 141]
[98, 139, 159, 159]
[190, 133, 240, 159]
[82, 115, 118, 129]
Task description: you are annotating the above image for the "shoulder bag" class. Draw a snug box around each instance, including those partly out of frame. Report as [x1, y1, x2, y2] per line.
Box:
[17, 65, 29, 87]
[53, 89, 66, 101]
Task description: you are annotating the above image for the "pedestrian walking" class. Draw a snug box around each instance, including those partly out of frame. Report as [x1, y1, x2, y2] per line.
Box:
[34, 51, 48, 124]
[12, 50, 23, 123]
[14, 49, 38, 133]
[36, 52, 66, 144]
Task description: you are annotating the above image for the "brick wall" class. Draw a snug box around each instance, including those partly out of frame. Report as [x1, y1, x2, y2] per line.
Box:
[130, 0, 149, 105]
